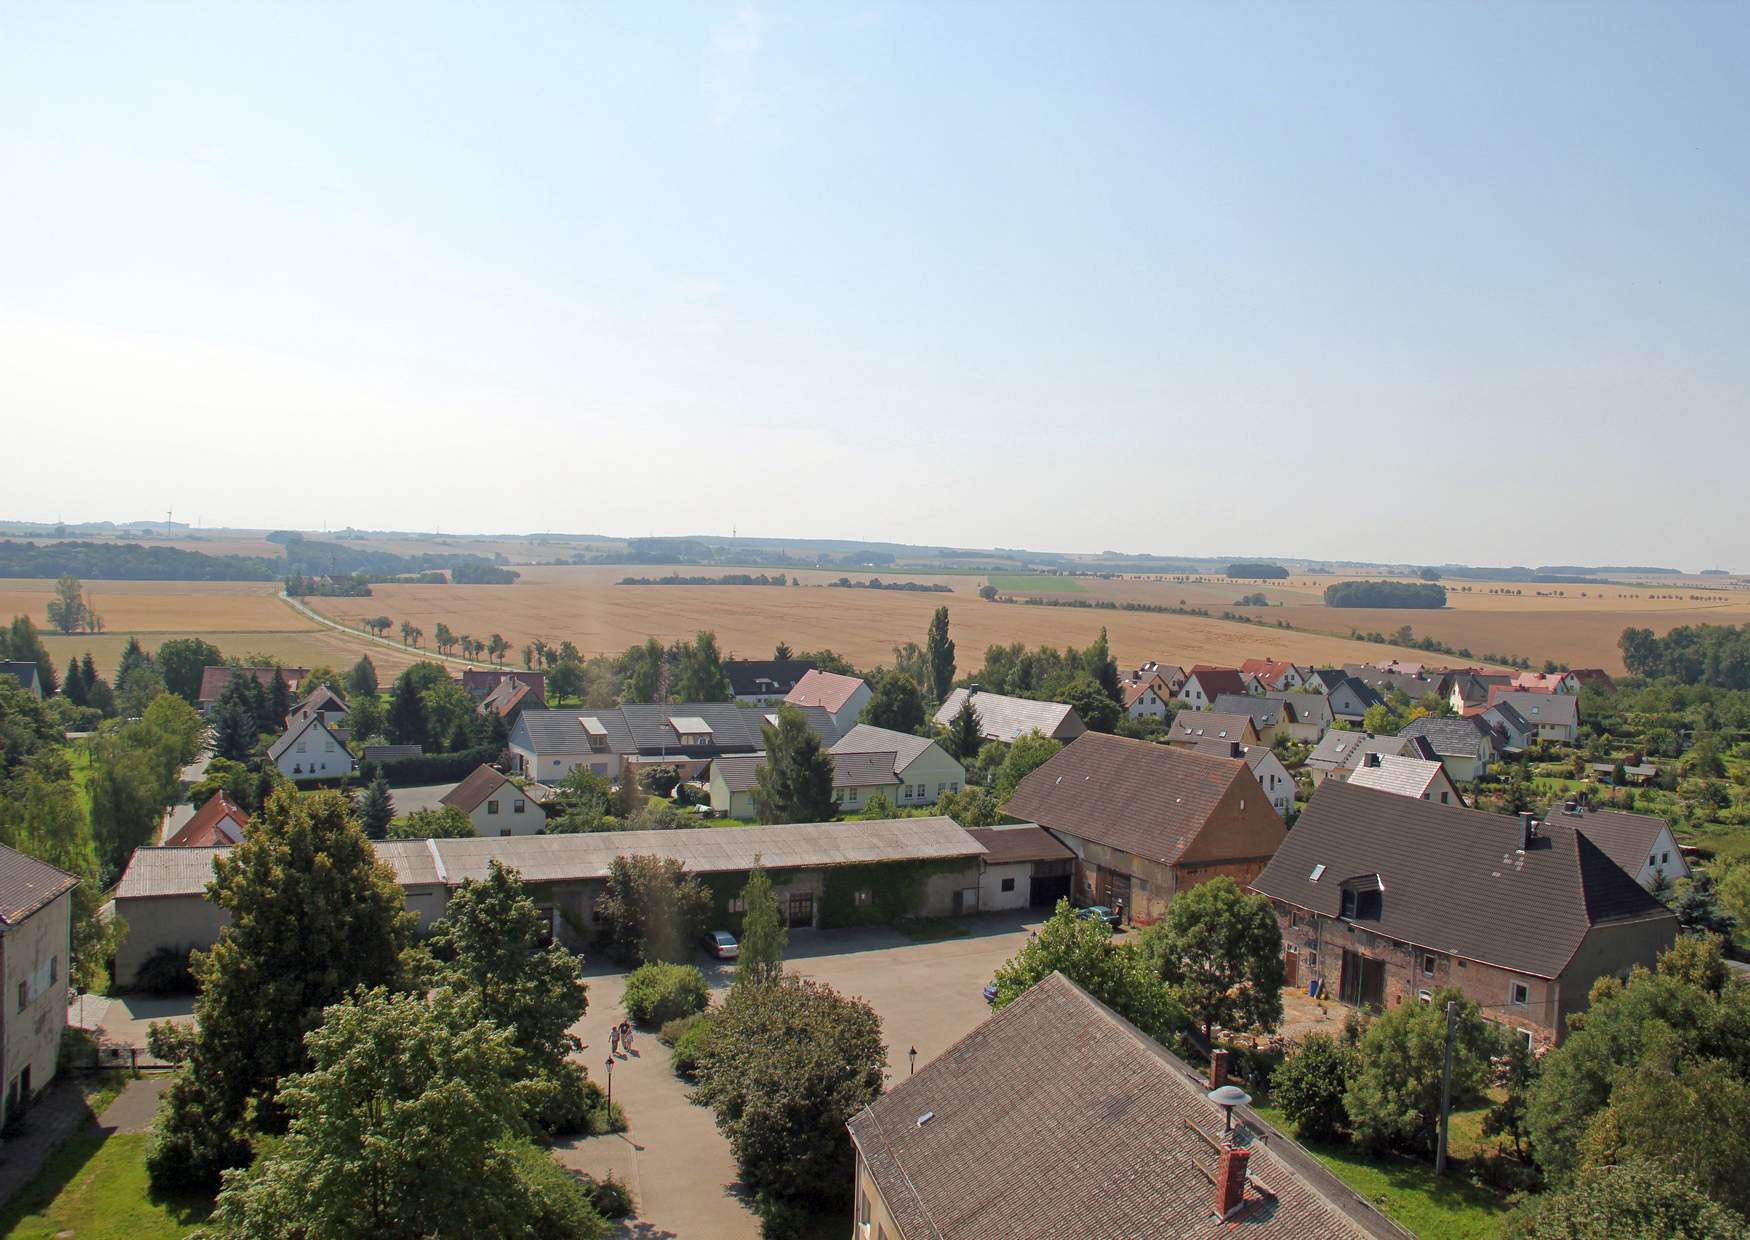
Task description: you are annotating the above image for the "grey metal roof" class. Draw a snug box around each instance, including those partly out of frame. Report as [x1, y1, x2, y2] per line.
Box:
[515, 702, 839, 758]
[0, 843, 77, 925]
[116, 817, 984, 898]
[1251, 781, 1675, 978]
[933, 688, 1084, 743]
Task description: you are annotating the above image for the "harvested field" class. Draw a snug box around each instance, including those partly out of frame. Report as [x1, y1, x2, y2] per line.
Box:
[0, 578, 295, 632]
[35, 629, 428, 682]
[304, 565, 1469, 673]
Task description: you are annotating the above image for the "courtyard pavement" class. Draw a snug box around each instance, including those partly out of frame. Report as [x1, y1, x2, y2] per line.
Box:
[556, 909, 1046, 1239]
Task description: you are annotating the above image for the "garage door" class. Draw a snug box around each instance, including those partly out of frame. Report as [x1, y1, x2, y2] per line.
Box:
[1029, 874, 1071, 907]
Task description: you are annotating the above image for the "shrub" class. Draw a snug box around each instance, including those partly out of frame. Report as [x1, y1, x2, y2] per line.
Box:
[581, 1171, 634, 1220]
[669, 1014, 716, 1079]
[506, 1142, 611, 1239]
[622, 962, 710, 1027]
[639, 765, 680, 796]
[1273, 1034, 1356, 1145]
[134, 945, 198, 996]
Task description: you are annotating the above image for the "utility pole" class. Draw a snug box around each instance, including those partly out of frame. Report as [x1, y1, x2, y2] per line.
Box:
[1434, 999, 1457, 1175]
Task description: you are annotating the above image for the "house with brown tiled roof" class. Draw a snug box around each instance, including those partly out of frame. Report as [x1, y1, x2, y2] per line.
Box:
[1178, 666, 1251, 709]
[164, 792, 249, 848]
[1128, 659, 1187, 695]
[1554, 801, 1689, 889]
[1166, 711, 1260, 749]
[440, 764, 544, 836]
[461, 669, 545, 703]
[1240, 657, 1308, 692]
[847, 971, 1400, 1240]
[197, 665, 308, 709]
[1004, 733, 1285, 925]
[1189, 739, 1296, 818]
[478, 675, 542, 724]
[285, 684, 349, 731]
[964, 823, 1076, 912]
[783, 669, 871, 736]
[1120, 674, 1174, 721]
[1250, 781, 1677, 1047]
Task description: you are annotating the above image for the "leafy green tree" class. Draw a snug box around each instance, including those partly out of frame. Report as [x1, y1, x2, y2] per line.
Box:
[1054, 673, 1119, 734]
[388, 805, 476, 839]
[945, 696, 983, 761]
[675, 630, 731, 701]
[924, 606, 955, 705]
[1481, 1040, 1540, 1160]
[45, 575, 88, 634]
[1576, 1058, 1750, 1216]
[347, 691, 386, 745]
[434, 622, 455, 656]
[594, 854, 712, 963]
[0, 772, 118, 991]
[422, 676, 480, 752]
[209, 986, 606, 1239]
[61, 655, 85, 706]
[549, 658, 584, 705]
[345, 656, 378, 698]
[621, 637, 666, 704]
[934, 785, 1001, 827]
[736, 859, 786, 987]
[861, 671, 925, 733]
[4, 616, 59, 695]
[1344, 987, 1499, 1154]
[114, 635, 151, 689]
[267, 668, 292, 724]
[148, 789, 415, 1190]
[1082, 626, 1119, 699]
[1718, 863, 1750, 935]
[1503, 1158, 1747, 1240]
[753, 704, 836, 824]
[357, 773, 394, 840]
[210, 680, 259, 764]
[1136, 876, 1284, 1041]
[993, 731, 1062, 802]
[89, 707, 189, 877]
[859, 792, 896, 819]
[155, 638, 222, 705]
[796, 648, 857, 677]
[386, 661, 447, 747]
[990, 900, 1181, 1042]
[695, 976, 885, 1208]
[426, 861, 590, 1132]
[116, 661, 168, 718]
[1272, 1033, 1356, 1144]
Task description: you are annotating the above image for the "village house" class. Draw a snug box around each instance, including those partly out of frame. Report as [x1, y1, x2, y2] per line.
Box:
[164, 791, 249, 847]
[1004, 733, 1285, 925]
[1128, 659, 1186, 695]
[1345, 753, 1462, 806]
[1165, 711, 1260, 749]
[478, 674, 543, 724]
[268, 714, 356, 782]
[1488, 690, 1579, 743]
[1449, 670, 1513, 714]
[440, 764, 546, 836]
[1304, 731, 1438, 785]
[1239, 657, 1307, 691]
[1189, 739, 1295, 818]
[846, 972, 1398, 1240]
[723, 658, 817, 704]
[708, 751, 899, 820]
[1556, 801, 1691, 889]
[1345, 665, 1453, 705]
[197, 665, 309, 711]
[0, 846, 79, 1129]
[284, 683, 349, 731]
[507, 702, 841, 783]
[1119, 674, 1173, 721]
[1324, 675, 1384, 725]
[932, 686, 1085, 744]
[963, 824, 1076, 912]
[831, 724, 965, 810]
[1211, 692, 1328, 745]
[460, 669, 545, 703]
[783, 669, 872, 736]
[1250, 781, 1677, 1048]
[1398, 714, 1497, 782]
[112, 818, 988, 982]
[0, 661, 43, 700]
[1511, 670, 1579, 694]
[1176, 666, 1250, 709]
[1478, 698, 1534, 750]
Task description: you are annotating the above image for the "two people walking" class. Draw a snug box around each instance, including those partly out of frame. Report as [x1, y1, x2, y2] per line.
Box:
[608, 1019, 635, 1057]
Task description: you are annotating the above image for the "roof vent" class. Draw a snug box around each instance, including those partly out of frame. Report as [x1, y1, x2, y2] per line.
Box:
[916, 1111, 935, 1128]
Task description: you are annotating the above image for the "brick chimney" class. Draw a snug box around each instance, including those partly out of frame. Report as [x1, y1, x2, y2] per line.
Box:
[1215, 1144, 1251, 1218]
[1363, 751, 1382, 768]
[1209, 1049, 1231, 1090]
[1518, 811, 1537, 850]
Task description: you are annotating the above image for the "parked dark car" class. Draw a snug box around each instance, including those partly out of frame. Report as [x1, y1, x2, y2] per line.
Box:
[1076, 904, 1121, 927]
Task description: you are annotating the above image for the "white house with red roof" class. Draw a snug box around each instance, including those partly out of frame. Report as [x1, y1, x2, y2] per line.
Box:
[783, 670, 871, 736]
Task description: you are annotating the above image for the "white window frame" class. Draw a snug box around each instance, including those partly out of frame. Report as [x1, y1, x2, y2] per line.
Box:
[1509, 981, 1530, 1008]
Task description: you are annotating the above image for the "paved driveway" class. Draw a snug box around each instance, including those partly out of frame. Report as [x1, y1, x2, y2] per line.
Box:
[556, 910, 1046, 1238]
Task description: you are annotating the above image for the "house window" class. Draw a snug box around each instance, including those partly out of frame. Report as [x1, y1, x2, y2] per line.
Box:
[1290, 910, 1301, 929]
[1515, 1028, 1534, 1051]
[1000, 877, 1015, 893]
[1440, 792, 1450, 804]
[1662, 851, 1670, 864]
[15, 981, 24, 1012]
[1306, 949, 1318, 971]
[1340, 887, 1381, 920]
[499, 828, 511, 837]
[487, 800, 500, 815]
[860, 1192, 872, 1228]
[296, 739, 307, 753]
[728, 897, 746, 914]
[514, 799, 526, 814]
[1422, 954, 1437, 977]
[937, 783, 947, 797]
[845, 787, 860, 803]
[1509, 981, 1530, 1008]
[950, 782, 959, 793]
[854, 889, 873, 907]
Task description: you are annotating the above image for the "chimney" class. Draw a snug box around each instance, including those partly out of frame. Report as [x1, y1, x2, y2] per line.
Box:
[1518, 811, 1537, 850]
[1563, 798, 1580, 816]
[1215, 1144, 1251, 1218]
[967, 683, 980, 697]
[1209, 1049, 1231, 1090]
[1229, 742, 1244, 759]
[1364, 752, 1382, 768]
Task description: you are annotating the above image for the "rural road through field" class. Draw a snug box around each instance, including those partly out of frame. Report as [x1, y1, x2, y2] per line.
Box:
[277, 591, 498, 671]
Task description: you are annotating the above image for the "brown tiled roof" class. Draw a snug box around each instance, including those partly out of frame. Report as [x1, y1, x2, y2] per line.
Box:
[0, 844, 78, 926]
[198, 665, 309, 703]
[1003, 733, 1252, 866]
[965, 824, 1075, 865]
[1170, 712, 1259, 745]
[165, 792, 249, 848]
[784, 669, 866, 713]
[847, 972, 1392, 1240]
[1250, 781, 1676, 978]
[1186, 667, 1250, 698]
[440, 764, 513, 813]
[461, 669, 545, 700]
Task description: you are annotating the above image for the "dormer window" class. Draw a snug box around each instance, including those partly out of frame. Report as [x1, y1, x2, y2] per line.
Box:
[1340, 874, 1383, 921]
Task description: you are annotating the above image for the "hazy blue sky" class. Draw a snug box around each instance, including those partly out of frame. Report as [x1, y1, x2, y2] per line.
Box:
[3, 2, 1746, 567]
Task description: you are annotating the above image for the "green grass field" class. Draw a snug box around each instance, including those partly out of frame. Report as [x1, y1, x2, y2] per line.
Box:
[986, 573, 1088, 594]
[0, 1132, 213, 1240]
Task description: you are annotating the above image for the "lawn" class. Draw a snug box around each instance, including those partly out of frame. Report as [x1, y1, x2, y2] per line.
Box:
[987, 573, 1088, 594]
[1251, 1103, 1512, 1240]
[0, 1132, 212, 1240]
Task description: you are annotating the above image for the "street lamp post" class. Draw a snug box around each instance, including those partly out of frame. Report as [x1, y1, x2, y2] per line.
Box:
[605, 1056, 614, 1107]
[908, 1045, 917, 1076]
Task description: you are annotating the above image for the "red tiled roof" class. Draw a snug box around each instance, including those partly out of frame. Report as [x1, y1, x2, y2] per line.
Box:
[198, 665, 309, 703]
[440, 764, 513, 813]
[784, 669, 866, 714]
[165, 792, 249, 848]
[1185, 667, 1250, 698]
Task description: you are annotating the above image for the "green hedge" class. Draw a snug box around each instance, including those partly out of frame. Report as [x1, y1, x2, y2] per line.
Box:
[377, 744, 500, 787]
[622, 962, 710, 1027]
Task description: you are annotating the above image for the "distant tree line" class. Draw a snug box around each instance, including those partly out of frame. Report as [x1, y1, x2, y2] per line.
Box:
[1226, 562, 1289, 579]
[618, 573, 790, 586]
[826, 578, 951, 593]
[449, 563, 519, 584]
[0, 538, 515, 583]
[285, 573, 372, 597]
[1621, 623, 1750, 690]
[1323, 580, 1448, 609]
